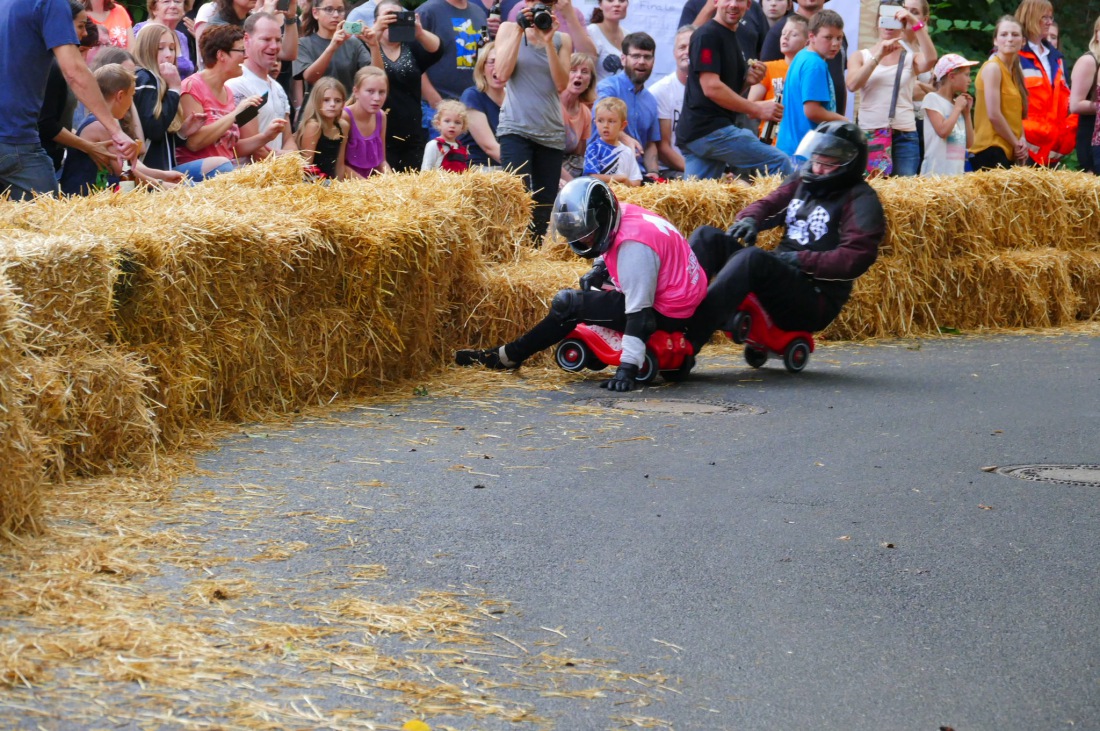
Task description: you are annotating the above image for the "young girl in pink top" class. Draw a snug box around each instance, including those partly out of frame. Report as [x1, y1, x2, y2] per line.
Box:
[342, 66, 390, 177]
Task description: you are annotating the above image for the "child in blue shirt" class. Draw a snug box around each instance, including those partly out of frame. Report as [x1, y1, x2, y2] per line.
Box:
[583, 97, 642, 187]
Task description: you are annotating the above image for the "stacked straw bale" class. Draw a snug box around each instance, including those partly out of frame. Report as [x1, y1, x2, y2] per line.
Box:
[0, 235, 158, 480]
[0, 272, 45, 536]
[1, 157, 534, 449]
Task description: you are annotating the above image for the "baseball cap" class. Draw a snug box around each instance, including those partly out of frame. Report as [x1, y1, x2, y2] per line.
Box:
[933, 53, 979, 82]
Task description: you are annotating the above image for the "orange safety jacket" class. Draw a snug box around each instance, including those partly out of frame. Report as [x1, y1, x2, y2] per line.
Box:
[1018, 40, 1078, 166]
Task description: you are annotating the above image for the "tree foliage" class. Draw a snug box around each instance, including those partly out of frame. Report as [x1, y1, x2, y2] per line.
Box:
[929, 0, 1100, 64]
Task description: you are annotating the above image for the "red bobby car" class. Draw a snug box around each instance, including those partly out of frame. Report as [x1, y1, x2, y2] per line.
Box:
[725, 293, 815, 373]
[554, 325, 693, 384]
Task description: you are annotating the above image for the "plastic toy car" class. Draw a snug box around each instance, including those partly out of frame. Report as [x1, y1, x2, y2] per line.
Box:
[554, 324, 693, 384]
[726, 293, 815, 373]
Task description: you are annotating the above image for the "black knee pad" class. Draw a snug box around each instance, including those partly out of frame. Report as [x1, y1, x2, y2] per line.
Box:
[624, 307, 657, 342]
[550, 288, 584, 323]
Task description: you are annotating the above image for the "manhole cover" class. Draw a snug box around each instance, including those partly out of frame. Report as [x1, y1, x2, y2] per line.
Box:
[576, 398, 764, 415]
[993, 464, 1100, 487]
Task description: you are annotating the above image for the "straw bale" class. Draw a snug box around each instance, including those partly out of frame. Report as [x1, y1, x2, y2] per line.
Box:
[454, 250, 585, 348]
[1066, 250, 1100, 319]
[870, 175, 999, 260]
[820, 256, 946, 340]
[961, 167, 1075, 251]
[24, 346, 158, 480]
[940, 249, 1079, 330]
[419, 169, 532, 262]
[0, 234, 121, 351]
[618, 177, 780, 237]
[0, 274, 45, 537]
[200, 150, 312, 190]
[1054, 172, 1100, 251]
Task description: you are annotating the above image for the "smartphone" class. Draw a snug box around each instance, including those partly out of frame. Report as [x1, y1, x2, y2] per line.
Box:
[235, 92, 269, 126]
[276, 0, 290, 12]
[342, 19, 364, 34]
[388, 10, 416, 43]
[878, 3, 903, 29]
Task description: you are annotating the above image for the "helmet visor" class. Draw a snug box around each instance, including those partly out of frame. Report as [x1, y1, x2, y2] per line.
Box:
[549, 209, 600, 249]
[793, 129, 860, 167]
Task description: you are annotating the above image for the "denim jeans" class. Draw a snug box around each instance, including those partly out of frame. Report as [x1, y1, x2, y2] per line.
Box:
[0, 142, 58, 200]
[175, 159, 235, 181]
[891, 129, 920, 177]
[682, 124, 793, 180]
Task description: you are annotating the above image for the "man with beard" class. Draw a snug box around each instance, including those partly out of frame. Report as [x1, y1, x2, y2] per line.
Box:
[227, 12, 296, 155]
[676, 0, 792, 179]
[593, 31, 662, 179]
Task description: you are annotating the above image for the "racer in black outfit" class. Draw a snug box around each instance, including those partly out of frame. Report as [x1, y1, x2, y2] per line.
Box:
[687, 120, 884, 354]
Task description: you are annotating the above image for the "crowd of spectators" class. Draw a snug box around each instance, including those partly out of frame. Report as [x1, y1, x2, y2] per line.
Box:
[1, 0, 1095, 233]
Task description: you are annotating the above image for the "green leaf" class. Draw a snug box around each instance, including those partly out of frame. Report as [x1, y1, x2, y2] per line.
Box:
[935, 18, 954, 31]
[953, 19, 970, 29]
[938, 326, 962, 335]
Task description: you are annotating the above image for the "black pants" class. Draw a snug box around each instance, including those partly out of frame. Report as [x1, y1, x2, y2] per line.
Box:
[970, 146, 1014, 171]
[504, 289, 688, 364]
[688, 226, 843, 351]
[499, 133, 564, 240]
[386, 131, 427, 173]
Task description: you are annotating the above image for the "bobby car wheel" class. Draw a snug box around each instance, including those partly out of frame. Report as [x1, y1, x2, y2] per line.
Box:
[728, 312, 752, 345]
[635, 351, 660, 384]
[744, 346, 768, 369]
[555, 339, 593, 373]
[783, 338, 811, 373]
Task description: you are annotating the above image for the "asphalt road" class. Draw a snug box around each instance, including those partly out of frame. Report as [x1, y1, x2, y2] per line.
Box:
[19, 331, 1091, 729]
[88, 334, 1100, 729]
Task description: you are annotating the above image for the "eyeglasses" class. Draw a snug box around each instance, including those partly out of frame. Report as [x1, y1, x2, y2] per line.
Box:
[229, 47, 247, 54]
[626, 52, 653, 61]
[810, 156, 842, 170]
[159, 0, 185, 5]
[317, 6, 347, 15]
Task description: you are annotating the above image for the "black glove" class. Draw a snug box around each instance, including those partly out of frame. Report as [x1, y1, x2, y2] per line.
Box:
[726, 217, 758, 247]
[773, 249, 802, 272]
[579, 259, 610, 291]
[600, 363, 639, 392]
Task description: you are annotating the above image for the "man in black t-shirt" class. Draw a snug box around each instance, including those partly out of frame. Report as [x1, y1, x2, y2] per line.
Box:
[675, 0, 793, 180]
[677, 0, 766, 59]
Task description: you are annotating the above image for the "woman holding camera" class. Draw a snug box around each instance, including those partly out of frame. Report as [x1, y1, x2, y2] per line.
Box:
[846, 2, 936, 177]
[495, 0, 573, 241]
[294, 0, 372, 110]
[364, 1, 443, 171]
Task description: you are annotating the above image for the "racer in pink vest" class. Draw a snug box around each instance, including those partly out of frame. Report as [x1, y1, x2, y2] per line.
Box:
[455, 178, 707, 392]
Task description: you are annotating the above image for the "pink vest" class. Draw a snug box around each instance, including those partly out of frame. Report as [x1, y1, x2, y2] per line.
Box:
[605, 204, 707, 320]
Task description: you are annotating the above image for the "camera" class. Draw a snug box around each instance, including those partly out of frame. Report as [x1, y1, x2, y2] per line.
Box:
[518, 3, 553, 31]
[388, 10, 416, 42]
[343, 19, 364, 34]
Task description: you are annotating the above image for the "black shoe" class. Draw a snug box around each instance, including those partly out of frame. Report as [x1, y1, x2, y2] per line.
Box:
[455, 348, 517, 370]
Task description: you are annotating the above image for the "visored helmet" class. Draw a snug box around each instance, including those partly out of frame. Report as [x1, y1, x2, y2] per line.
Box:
[549, 178, 622, 259]
[794, 121, 868, 193]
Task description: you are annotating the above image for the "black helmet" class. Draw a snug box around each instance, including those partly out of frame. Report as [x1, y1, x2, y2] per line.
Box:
[794, 121, 868, 193]
[549, 178, 622, 259]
